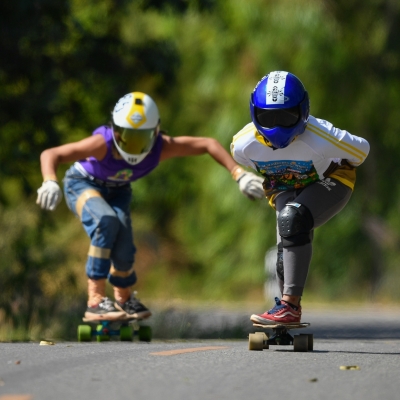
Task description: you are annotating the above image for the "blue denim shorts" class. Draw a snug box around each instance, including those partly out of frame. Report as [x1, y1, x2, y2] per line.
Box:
[63, 165, 137, 287]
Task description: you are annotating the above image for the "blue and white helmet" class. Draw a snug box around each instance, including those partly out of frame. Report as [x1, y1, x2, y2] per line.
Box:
[250, 71, 310, 149]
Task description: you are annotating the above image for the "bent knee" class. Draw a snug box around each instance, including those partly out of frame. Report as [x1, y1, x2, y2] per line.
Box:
[278, 202, 314, 247]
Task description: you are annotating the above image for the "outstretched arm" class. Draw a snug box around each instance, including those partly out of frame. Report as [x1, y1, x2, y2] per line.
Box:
[40, 134, 107, 181]
[37, 134, 107, 210]
[160, 135, 238, 170]
[160, 135, 265, 200]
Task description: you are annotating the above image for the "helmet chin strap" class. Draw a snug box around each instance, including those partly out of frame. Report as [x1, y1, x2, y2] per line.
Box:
[264, 138, 277, 150]
[269, 134, 299, 150]
[256, 129, 299, 150]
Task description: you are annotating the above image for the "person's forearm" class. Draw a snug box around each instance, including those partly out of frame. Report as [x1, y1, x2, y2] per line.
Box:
[161, 135, 241, 176]
[40, 149, 60, 181]
[206, 139, 238, 172]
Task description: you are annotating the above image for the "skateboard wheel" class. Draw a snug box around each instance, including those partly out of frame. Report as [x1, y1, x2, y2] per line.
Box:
[77, 325, 92, 342]
[96, 324, 110, 342]
[255, 332, 269, 349]
[120, 326, 133, 341]
[138, 326, 152, 342]
[301, 333, 313, 351]
[293, 334, 308, 352]
[249, 333, 264, 351]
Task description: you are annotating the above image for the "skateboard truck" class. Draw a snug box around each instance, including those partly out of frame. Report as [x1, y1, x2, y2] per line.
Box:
[249, 323, 313, 352]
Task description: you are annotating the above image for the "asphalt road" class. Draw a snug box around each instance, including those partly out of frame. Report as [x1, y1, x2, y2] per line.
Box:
[1, 306, 400, 400]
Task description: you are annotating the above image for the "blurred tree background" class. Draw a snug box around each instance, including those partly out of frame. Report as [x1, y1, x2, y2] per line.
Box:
[1, 0, 400, 340]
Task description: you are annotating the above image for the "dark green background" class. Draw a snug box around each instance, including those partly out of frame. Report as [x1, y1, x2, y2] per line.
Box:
[1, 0, 400, 340]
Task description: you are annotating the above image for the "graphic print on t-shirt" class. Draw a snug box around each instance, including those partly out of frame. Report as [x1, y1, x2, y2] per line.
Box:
[251, 159, 319, 195]
[108, 169, 134, 181]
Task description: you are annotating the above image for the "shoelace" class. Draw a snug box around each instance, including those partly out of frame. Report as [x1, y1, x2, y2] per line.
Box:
[126, 298, 141, 310]
[267, 297, 285, 314]
[99, 297, 115, 311]
[126, 291, 139, 306]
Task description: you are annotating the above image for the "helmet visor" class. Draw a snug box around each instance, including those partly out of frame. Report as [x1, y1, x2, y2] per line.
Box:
[255, 105, 300, 128]
[113, 125, 157, 155]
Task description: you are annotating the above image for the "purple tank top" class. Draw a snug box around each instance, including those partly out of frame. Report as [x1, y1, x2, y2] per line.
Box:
[78, 125, 163, 183]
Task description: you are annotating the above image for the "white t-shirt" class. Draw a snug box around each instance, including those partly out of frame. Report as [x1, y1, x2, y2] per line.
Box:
[231, 116, 370, 196]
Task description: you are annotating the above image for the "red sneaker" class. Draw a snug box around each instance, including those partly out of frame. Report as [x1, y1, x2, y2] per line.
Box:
[250, 297, 301, 325]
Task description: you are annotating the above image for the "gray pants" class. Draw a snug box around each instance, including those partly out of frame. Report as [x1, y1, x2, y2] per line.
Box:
[274, 178, 352, 297]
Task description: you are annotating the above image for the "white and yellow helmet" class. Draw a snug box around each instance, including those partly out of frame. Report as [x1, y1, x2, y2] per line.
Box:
[112, 92, 160, 165]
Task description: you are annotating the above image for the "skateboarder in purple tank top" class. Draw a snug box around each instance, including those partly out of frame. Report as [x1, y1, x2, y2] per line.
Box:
[37, 92, 265, 321]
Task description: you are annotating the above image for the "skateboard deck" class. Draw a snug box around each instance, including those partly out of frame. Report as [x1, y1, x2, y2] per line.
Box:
[249, 322, 313, 352]
[78, 316, 152, 343]
[253, 322, 310, 330]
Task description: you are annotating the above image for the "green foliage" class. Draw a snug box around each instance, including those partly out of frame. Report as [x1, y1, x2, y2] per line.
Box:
[1, 0, 400, 339]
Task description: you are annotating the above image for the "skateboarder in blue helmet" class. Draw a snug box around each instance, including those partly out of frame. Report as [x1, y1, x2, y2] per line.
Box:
[250, 71, 310, 149]
[37, 91, 265, 322]
[231, 71, 370, 325]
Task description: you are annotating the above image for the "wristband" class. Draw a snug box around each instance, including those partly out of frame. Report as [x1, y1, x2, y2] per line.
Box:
[230, 165, 244, 181]
[43, 175, 58, 183]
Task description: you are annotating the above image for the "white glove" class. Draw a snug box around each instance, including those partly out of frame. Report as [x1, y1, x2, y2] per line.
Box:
[36, 181, 63, 211]
[236, 171, 265, 200]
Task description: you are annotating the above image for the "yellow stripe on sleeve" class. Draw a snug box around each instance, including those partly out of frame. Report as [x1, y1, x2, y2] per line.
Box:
[307, 123, 367, 163]
[232, 123, 256, 144]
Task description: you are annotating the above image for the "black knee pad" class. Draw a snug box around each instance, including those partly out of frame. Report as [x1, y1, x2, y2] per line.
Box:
[278, 202, 314, 247]
[276, 242, 284, 281]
